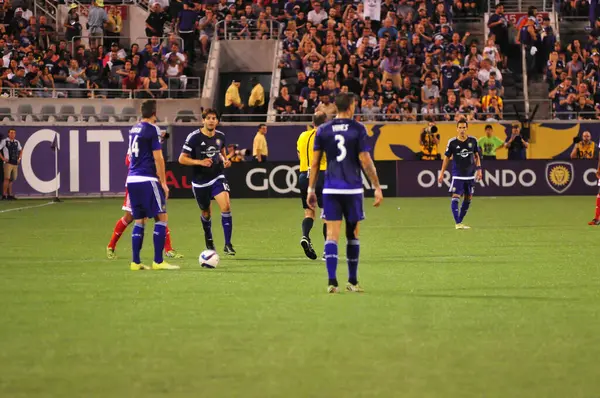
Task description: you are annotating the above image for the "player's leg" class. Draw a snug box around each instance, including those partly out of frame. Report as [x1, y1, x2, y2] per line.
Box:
[458, 182, 474, 228]
[127, 182, 150, 270]
[193, 185, 215, 250]
[107, 211, 133, 259]
[449, 177, 462, 227]
[589, 186, 600, 225]
[213, 180, 235, 255]
[299, 173, 318, 259]
[150, 181, 179, 270]
[323, 194, 343, 293]
[7, 166, 16, 199]
[343, 194, 365, 292]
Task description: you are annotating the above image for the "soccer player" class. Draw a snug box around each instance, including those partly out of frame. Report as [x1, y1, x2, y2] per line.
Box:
[308, 93, 383, 293]
[126, 100, 179, 270]
[438, 119, 483, 230]
[106, 151, 183, 260]
[297, 111, 328, 260]
[178, 108, 235, 255]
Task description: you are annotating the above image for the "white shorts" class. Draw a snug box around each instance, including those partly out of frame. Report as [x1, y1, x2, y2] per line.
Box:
[122, 189, 131, 212]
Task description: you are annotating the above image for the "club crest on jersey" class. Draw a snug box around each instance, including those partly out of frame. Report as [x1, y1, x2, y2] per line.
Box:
[468, 142, 472, 148]
[545, 161, 574, 194]
[216, 139, 221, 146]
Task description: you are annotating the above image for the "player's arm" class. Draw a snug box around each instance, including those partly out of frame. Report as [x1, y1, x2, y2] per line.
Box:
[474, 151, 482, 181]
[307, 149, 323, 209]
[359, 151, 383, 207]
[438, 155, 451, 184]
[178, 136, 212, 167]
[596, 152, 600, 179]
[153, 149, 168, 199]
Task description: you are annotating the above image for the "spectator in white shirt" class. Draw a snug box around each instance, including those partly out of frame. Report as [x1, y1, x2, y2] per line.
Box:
[307, 2, 328, 25]
[477, 59, 503, 84]
[356, 27, 378, 48]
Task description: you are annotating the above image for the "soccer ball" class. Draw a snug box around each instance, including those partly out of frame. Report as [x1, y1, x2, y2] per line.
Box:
[199, 250, 220, 268]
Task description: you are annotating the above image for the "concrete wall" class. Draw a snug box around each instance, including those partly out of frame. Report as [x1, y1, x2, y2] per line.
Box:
[219, 40, 277, 73]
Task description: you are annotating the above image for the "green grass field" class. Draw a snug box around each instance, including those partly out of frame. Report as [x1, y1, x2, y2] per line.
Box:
[1, 196, 599, 398]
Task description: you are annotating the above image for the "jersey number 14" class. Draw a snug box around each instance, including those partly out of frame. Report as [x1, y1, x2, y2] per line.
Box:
[129, 135, 140, 158]
[334, 134, 347, 162]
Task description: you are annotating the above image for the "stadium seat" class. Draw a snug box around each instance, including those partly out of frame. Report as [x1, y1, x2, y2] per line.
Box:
[175, 110, 197, 123]
[120, 107, 137, 122]
[80, 105, 96, 122]
[99, 105, 116, 122]
[40, 105, 57, 122]
[0, 107, 14, 122]
[17, 104, 37, 122]
[57, 105, 76, 122]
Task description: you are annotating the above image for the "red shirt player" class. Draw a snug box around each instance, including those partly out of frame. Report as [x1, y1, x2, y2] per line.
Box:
[106, 154, 183, 259]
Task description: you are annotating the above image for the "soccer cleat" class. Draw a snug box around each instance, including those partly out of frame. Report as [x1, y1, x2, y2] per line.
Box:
[106, 247, 117, 260]
[322, 251, 326, 261]
[165, 250, 184, 259]
[152, 261, 180, 270]
[205, 237, 215, 251]
[345, 282, 364, 293]
[588, 219, 600, 226]
[300, 237, 318, 260]
[130, 262, 150, 271]
[224, 244, 236, 256]
[327, 285, 339, 293]
[455, 223, 471, 230]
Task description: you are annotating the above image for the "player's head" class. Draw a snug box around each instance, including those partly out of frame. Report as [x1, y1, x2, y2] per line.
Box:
[485, 124, 493, 137]
[456, 118, 468, 137]
[8, 129, 16, 139]
[313, 111, 327, 127]
[202, 108, 219, 131]
[141, 100, 157, 121]
[335, 92, 356, 116]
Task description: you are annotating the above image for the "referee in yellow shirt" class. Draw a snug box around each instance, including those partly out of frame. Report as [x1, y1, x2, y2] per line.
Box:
[297, 111, 328, 260]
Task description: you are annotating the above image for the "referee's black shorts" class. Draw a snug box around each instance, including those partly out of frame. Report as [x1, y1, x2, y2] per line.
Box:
[299, 171, 324, 209]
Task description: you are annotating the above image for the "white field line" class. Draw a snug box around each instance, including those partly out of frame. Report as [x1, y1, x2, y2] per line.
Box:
[0, 201, 55, 214]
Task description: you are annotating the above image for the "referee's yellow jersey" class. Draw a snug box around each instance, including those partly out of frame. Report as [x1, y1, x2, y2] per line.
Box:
[297, 128, 327, 172]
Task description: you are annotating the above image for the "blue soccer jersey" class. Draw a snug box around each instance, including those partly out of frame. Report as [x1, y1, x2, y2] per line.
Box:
[444, 136, 481, 178]
[181, 129, 227, 187]
[314, 118, 371, 194]
[126, 121, 162, 183]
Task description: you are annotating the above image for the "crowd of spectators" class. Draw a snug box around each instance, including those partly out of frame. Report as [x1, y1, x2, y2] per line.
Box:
[0, 0, 204, 99]
[273, 0, 509, 122]
[542, 2, 600, 119]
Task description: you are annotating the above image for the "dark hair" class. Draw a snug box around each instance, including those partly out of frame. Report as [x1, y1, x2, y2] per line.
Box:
[258, 123, 266, 129]
[335, 92, 355, 112]
[141, 100, 157, 118]
[313, 112, 327, 127]
[457, 118, 468, 127]
[202, 108, 219, 120]
[485, 124, 492, 129]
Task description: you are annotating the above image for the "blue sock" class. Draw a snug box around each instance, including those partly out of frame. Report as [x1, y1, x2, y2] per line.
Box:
[347, 239, 360, 285]
[451, 197, 461, 224]
[132, 223, 144, 264]
[324, 240, 338, 285]
[459, 199, 471, 223]
[153, 221, 167, 264]
[201, 215, 213, 240]
[222, 211, 233, 245]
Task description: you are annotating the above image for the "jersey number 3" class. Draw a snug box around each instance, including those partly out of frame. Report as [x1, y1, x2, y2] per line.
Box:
[334, 134, 347, 162]
[129, 136, 140, 158]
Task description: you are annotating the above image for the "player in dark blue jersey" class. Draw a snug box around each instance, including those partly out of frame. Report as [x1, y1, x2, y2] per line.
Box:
[126, 100, 179, 270]
[308, 93, 383, 293]
[438, 119, 482, 230]
[178, 108, 235, 255]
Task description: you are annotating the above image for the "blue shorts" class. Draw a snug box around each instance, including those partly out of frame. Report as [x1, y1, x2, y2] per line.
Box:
[192, 178, 230, 210]
[450, 178, 475, 196]
[322, 193, 364, 223]
[127, 180, 166, 220]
